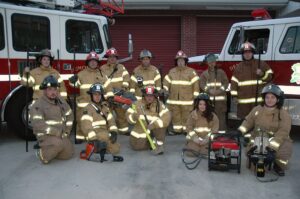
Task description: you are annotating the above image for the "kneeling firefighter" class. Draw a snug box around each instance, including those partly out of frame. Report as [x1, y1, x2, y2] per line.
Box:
[237, 84, 293, 176]
[80, 83, 123, 162]
[126, 86, 171, 155]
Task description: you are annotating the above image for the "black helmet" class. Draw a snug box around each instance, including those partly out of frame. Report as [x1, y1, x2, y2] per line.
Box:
[204, 53, 218, 63]
[39, 75, 60, 90]
[194, 92, 213, 110]
[36, 49, 54, 63]
[261, 84, 284, 108]
[87, 83, 104, 95]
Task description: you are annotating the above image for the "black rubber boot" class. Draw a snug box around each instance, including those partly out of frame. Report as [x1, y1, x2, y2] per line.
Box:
[273, 163, 285, 176]
[113, 155, 124, 162]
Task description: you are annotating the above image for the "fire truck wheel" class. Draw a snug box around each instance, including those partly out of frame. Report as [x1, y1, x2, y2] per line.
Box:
[5, 87, 35, 141]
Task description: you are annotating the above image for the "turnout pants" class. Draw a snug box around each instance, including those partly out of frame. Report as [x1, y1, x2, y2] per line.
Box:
[130, 128, 166, 151]
[38, 135, 74, 163]
[168, 104, 193, 134]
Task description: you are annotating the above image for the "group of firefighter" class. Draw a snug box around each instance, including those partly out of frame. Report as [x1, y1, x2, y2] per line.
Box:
[21, 41, 293, 176]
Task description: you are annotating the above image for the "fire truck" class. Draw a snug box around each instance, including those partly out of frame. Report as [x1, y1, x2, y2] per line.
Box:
[0, 0, 132, 139]
[189, 9, 300, 126]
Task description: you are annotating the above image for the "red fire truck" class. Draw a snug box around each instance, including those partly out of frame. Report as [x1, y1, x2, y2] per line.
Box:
[189, 9, 300, 126]
[0, 0, 132, 139]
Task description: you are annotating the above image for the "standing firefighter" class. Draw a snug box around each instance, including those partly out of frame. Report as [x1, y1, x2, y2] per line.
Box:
[231, 42, 273, 119]
[185, 93, 219, 156]
[237, 84, 293, 176]
[199, 53, 229, 130]
[30, 75, 74, 164]
[130, 49, 161, 100]
[101, 47, 131, 135]
[69, 51, 113, 141]
[80, 83, 123, 162]
[163, 50, 200, 134]
[126, 86, 171, 155]
[21, 49, 67, 101]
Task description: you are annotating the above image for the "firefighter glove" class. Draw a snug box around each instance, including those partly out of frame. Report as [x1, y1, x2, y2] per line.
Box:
[110, 131, 118, 144]
[69, 74, 78, 84]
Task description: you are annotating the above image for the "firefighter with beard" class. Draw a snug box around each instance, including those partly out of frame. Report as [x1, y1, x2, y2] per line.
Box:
[100, 48, 131, 135]
[126, 86, 171, 155]
[199, 53, 229, 131]
[21, 49, 67, 101]
[185, 93, 219, 156]
[69, 51, 113, 141]
[80, 83, 123, 162]
[130, 49, 161, 101]
[30, 75, 73, 164]
[231, 42, 273, 119]
[238, 84, 293, 176]
[163, 50, 200, 134]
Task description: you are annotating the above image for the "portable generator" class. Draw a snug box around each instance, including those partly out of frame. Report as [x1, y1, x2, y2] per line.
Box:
[208, 132, 241, 173]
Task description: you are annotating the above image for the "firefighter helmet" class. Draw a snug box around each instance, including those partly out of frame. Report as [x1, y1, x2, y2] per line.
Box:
[104, 47, 119, 58]
[86, 51, 99, 65]
[240, 42, 256, 52]
[261, 84, 284, 108]
[142, 86, 158, 96]
[39, 75, 60, 90]
[175, 50, 188, 60]
[87, 83, 104, 95]
[204, 53, 218, 63]
[36, 49, 54, 62]
[194, 92, 212, 109]
[139, 49, 153, 59]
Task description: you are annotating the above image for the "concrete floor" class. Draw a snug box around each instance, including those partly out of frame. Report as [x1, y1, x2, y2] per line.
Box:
[0, 127, 299, 199]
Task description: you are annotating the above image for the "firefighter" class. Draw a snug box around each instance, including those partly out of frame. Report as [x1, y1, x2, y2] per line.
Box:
[237, 84, 293, 176]
[80, 83, 123, 162]
[163, 50, 200, 134]
[126, 86, 171, 154]
[21, 49, 67, 101]
[30, 75, 74, 164]
[69, 51, 113, 141]
[129, 49, 161, 100]
[185, 93, 219, 156]
[100, 47, 131, 135]
[231, 42, 273, 119]
[199, 53, 229, 131]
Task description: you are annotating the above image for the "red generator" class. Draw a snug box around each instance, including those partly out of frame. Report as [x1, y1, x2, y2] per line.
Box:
[208, 132, 242, 173]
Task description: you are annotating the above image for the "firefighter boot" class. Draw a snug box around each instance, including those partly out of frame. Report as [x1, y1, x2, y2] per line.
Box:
[273, 163, 285, 176]
[152, 145, 164, 155]
[113, 155, 124, 162]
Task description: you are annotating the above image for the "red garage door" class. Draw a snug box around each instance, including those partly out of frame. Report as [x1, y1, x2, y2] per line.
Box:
[197, 16, 251, 55]
[109, 16, 181, 75]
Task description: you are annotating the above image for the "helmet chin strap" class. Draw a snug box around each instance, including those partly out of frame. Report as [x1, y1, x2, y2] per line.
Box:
[264, 103, 276, 108]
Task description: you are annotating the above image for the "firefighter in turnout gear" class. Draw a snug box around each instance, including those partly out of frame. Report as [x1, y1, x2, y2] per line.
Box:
[69, 51, 113, 141]
[30, 75, 74, 164]
[163, 50, 200, 134]
[185, 93, 219, 156]
[80, 83, 123, 162]
[199, 53, 229, 130]
[21, 49, 67, 101]
[231, 42, 273, 119]
[238, 84, 293, 176]
[100, 48, 131, 135]
[129, 49, 162, 100]
[126, 86, 171, 154]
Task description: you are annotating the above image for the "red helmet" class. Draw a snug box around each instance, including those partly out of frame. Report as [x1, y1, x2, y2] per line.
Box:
[86, 51, 99, 61]
[104, 47, 119, 58]
[142, 86, 158, 96]
[175, 50, 188, 60]
[241, 42, 256, 52]
[86, 51, 99, 65]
